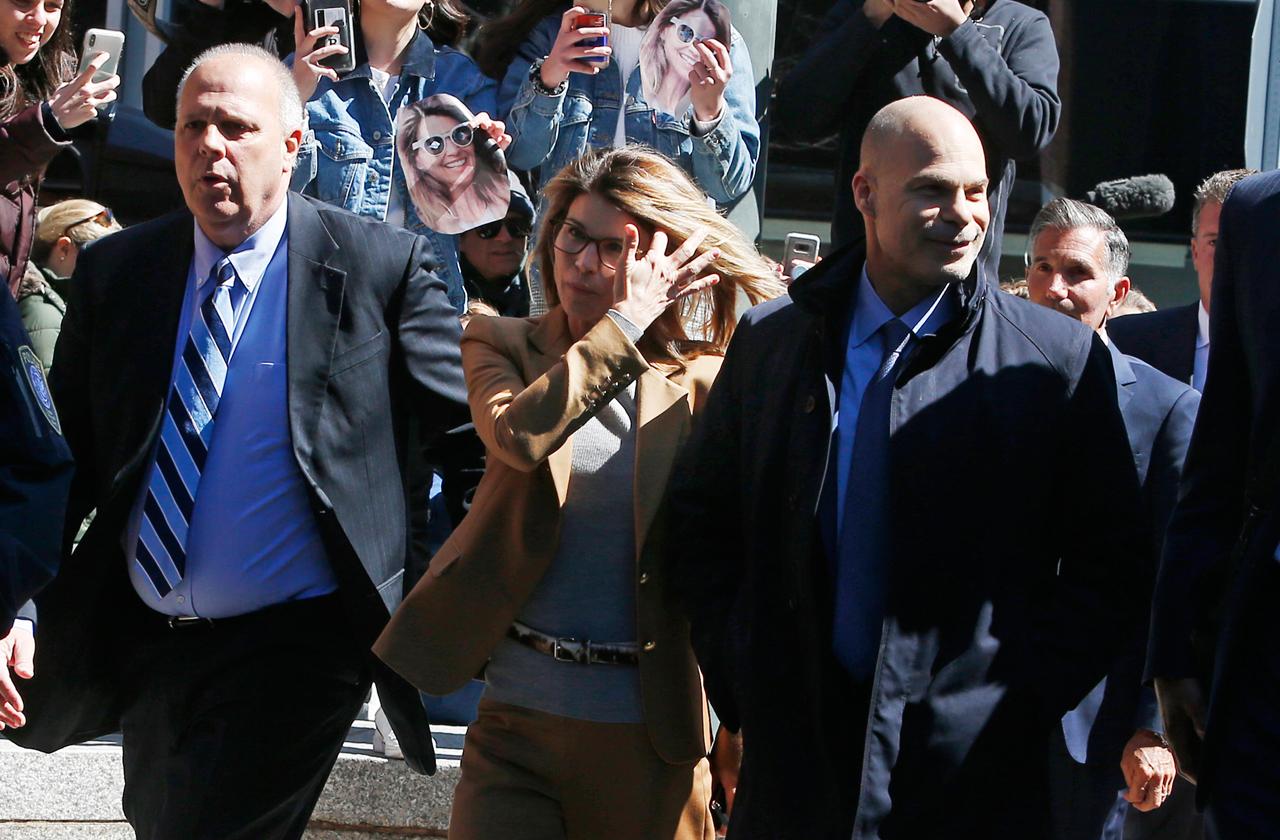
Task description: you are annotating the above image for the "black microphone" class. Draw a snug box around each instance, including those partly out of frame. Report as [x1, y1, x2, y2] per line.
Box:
[1084, 174, 1176, 221]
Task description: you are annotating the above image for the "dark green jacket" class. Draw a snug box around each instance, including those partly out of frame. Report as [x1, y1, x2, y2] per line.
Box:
[17, 265, 66, 374]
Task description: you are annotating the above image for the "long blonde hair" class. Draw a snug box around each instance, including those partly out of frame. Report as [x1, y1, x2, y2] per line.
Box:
[536, 147, 784, 364]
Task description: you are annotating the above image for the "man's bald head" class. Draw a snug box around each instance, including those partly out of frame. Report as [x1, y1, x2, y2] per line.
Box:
[860, 97, 986, 178]
[852, 96, 991, 314]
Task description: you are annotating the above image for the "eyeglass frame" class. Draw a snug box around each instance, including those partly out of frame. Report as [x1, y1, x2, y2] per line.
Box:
[551, 219, 643, 272]
[670, 17, 706, 45]
[410, 123, 476, 156]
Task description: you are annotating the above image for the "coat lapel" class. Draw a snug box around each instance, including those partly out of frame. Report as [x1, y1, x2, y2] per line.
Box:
[633, 366, 689, 558]
[112, 213, 195, 493]
[285, 195, 345, 469]
[527, 309, 575, 504]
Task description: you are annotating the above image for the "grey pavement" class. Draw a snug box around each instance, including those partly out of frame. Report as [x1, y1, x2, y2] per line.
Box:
[1, 719, 465, 838]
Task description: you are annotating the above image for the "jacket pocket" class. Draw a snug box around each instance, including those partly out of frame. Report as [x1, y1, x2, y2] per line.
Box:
[549, 94, 593, 174]
[313, 125, 375, 211]
[330, 330, 386, 376]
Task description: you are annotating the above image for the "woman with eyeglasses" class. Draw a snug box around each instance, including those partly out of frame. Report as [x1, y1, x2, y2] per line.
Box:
[474, 0, 758, 214]
[1, 0, 119, 300]
[17, 199, 119, 371]
[289, 0, 504, 311]
[375, 147, 783, 840]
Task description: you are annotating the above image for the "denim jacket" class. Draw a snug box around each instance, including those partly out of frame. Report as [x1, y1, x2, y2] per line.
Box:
[499, 11, 758, 207]
[291, 29, 497, 311]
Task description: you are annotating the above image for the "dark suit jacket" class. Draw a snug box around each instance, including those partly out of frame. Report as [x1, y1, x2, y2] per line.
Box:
[7, 194, 469, 775]
[1108, 303, 1199, 388]
[1147, 170, 1280, 801]
[1061, 344, 1199, 770]
[668, 242, 1144, 840]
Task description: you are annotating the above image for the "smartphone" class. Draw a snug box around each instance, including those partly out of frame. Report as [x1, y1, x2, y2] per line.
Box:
[574, 10, 610, 66]
[783, 232, 821, 280]
[78, 29, 124, 83]
[307, 0, 357, 75]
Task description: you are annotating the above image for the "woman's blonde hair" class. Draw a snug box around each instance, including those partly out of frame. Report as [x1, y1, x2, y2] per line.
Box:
[32, 199, 121, 264]
[536, 147, 784, 364]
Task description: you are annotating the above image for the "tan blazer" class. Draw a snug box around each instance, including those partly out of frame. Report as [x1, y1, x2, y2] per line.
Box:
[375, 308, 722, 765]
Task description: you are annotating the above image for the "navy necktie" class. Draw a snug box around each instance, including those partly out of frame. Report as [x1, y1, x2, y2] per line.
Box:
[135, 257, 242, 597]
[833, 317, 911, 681]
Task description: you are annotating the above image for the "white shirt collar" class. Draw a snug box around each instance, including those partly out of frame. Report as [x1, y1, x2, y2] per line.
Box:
[1197, 301, 1210, 349]
[193, 199, 290, 295]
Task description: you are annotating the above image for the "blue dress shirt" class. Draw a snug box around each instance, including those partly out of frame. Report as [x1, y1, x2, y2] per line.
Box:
[125, 203, 339, 617]
[835, 268, 957, 521]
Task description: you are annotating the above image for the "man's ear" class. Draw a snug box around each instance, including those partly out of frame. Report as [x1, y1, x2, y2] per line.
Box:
[1110, 276, 1132, 312]
[853, 172, 875, 218]
[284, 127, 303, 167]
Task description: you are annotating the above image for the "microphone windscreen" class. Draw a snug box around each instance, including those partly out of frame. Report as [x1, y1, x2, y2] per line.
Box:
[1084, 174, 1176, 220]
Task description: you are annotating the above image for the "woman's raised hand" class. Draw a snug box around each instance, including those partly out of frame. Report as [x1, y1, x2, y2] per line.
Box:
[470, 112, 512, 152]
[688, 38, 732, 123]
[47, 54, 119, 130]
[291, 6, 347, 102]
[612, 226, 720, 332]
[540, 5, 612, 89]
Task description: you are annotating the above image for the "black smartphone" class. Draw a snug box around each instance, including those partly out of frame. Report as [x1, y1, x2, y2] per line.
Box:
[307, 0, 357, 74]
[574, 10, 610, 66]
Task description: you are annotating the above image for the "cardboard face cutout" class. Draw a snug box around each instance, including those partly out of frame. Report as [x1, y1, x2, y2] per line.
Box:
[396, 94, 511, 235]
[639, 0, 732, 118]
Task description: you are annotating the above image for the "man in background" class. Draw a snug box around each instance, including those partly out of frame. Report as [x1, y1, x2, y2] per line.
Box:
[1110, 168, 1254, 391]
[1025, 197, 1201, 840]
[458, 173, 534, 318]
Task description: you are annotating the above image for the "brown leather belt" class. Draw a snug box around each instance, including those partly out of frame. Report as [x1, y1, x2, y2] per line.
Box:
[507, 620, 640, 666]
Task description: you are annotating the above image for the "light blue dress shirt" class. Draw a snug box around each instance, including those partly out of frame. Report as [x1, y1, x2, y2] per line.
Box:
[125, 202, 339, 617]
[835, 268, 958, 522]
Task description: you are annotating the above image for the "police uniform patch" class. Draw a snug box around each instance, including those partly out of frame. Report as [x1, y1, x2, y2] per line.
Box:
[18, 345, 61, 435]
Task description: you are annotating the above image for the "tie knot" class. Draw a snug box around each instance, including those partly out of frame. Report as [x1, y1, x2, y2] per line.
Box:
[881, 318, 910, 351]
[212, 257, 237, 288]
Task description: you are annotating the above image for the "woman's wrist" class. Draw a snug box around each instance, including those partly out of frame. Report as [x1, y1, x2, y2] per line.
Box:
[532, 57, 569, 96]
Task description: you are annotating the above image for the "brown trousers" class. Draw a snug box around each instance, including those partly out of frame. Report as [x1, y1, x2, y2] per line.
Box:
[449, 698, 716, 840]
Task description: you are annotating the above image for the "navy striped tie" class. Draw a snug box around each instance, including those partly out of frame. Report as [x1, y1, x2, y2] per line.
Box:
[135, 257, 240, 597]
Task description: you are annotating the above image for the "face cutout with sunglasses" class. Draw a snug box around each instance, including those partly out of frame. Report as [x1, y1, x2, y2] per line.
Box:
[639, 0, 731, 117]
[396, 93, 511, 235]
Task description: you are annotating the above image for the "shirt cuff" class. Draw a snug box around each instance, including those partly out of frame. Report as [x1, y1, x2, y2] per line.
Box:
[606, 309, 644, 343]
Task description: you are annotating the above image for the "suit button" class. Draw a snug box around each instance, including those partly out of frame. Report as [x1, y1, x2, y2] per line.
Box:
[639, 571, 650, 585]
[803, 395, 816, 413]
[643, 640, 656, 652]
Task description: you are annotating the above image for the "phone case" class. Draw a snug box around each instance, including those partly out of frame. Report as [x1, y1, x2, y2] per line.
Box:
[307, 0, 357, 74]
[574, 11, 610, 65]
[79, 29, 124, 83]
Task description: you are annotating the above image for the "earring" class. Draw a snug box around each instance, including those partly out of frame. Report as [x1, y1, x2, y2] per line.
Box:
[419, 0, 435, 29]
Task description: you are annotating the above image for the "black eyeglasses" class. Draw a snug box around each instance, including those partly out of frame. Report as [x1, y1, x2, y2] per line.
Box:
[671, 18, 703, 44]
[553, 220, 632, 271]
[410, 124, 475, 156]
[474, 217, 532, 240]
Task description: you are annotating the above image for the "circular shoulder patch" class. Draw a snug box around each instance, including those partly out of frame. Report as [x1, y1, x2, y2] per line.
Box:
[18, 346, 61, 436]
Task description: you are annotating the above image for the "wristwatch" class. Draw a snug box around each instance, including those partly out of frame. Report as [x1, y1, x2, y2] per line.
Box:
[529, 58, 568, 97]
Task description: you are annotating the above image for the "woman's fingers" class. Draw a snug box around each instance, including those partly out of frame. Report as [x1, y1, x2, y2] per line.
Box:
[671, 275, 719, 302]
[670, 227, 711, 264]
[561, 5, 589, 30]
[704, 38, 732, 74]
[306, 41, 348, 68]
[615, 223, 641, 301]
[678, 247, 721, 283]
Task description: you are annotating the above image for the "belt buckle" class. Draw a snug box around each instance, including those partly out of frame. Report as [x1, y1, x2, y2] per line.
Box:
[553, 636, 588, 664]
[167, 615, 212, 630]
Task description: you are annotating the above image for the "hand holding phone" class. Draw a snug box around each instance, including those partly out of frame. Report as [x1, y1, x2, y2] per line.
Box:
[541, 5, 612, 89]
[291, 3, 351, 102]
[47, 30, 122, 128]
[783, 232, 821, 280]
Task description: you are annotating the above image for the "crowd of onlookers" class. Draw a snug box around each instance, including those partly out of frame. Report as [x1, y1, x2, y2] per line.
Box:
[1, 1, 1271, 839]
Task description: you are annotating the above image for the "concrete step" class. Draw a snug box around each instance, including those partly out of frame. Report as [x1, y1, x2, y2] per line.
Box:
[1, 719, 464, 837]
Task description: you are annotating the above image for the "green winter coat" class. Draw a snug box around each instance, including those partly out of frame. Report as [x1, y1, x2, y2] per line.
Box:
[16, 265, 66, 374]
